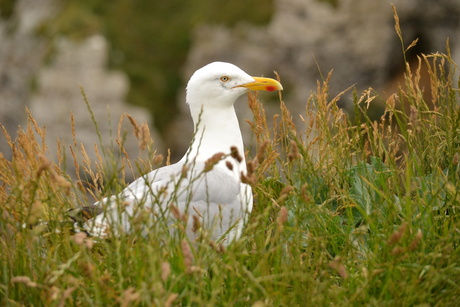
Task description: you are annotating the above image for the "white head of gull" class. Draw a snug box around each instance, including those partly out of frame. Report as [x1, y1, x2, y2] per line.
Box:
[77, 62, 283, 245]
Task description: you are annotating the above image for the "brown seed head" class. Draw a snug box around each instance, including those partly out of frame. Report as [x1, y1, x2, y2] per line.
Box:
[139, 123, 151, 150]
[152, 154, 164, 165]
[387, 222, 407, 245]
[256, 141, 269, 164]
[37, 154, 52, 177]
[230, 146, 243, 163]
[181, 239, 194, 270]
[391, 246, 405, 256]
[165, 293, 179, 307]
[329, 257, 348, 279]
[72, 232, 88, 245]
[288, 140, 300, 162]
[181, 165, 189, 178]
[408, 229, 423, 251]
[204, 152, 225, 172]
[225, 161, 233, 171]
[11, 276, 38, 288]
[453, 153, 459, 166]
[161, 262, 171, 282]
[170, 204, 181, 221]
[281, 185, 295, 195]
[276, 206, 288, 228]
[246, 160, 255, 175]
[240, 172, 256, 185]
[192, 215, 201, 233]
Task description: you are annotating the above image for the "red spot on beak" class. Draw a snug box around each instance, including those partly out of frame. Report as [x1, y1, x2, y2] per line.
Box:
[266, 85, 277, 92]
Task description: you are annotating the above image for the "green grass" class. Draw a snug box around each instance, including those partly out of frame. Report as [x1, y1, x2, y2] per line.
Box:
[2, 21, 460, 307]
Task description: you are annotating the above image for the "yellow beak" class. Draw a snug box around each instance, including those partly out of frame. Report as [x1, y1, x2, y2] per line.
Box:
[237, 77, 283, 92]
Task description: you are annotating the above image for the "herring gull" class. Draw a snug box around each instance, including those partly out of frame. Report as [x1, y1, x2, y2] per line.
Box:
[74, 62, 283, 245]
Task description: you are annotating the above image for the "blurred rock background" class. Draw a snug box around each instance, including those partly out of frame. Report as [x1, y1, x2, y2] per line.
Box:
[1, 0, 459, 175]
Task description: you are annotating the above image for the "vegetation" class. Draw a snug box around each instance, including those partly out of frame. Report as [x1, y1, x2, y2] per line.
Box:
[0, 0, 15, 19]
[1, 12, 460, 306]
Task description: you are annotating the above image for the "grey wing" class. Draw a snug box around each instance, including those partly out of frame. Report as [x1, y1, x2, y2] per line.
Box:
[83, 162, 250, 243]
[123, 162, 241, 207]
[82, 163, 185, 237]
[122, 163, 187, 207]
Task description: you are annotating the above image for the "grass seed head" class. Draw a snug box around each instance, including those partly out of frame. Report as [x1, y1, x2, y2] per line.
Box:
[230, 146, 243, 162]
[256, 140, 269, 164]
[241, 172, 256, 185]
[127, 114, 140, 138]
[204, 152, 225, 172]
[300, 183, 311, 203]
[453, 153, 459, 166]
[391, 246, 405, 256]
[276, 206, 288, 228]
[181, 165, 189, 178]
[152, 154, 164, 166]
[119, 287, 140, 307]
[192, 214, 201, 233]
[246, 160, 255, 175]
[11, 276, 38, 288]
[387, 222, 408, 245]
[170, 203, 187, 223]
[139, 123, 151, 150]
[37, 154, 52, 177]
[210, 240, 226, 253]
[409, 229, 423, 251]
[161, 262, 171, 282]
[181, 239, 194, 271]
[329, 257, 348, 279]
[288, 140, 300, 162]
[165, 293, 179, 307]
[225, 160, 233, 171]
[80, 261, 96, 279]
[72, 232, 88, 245]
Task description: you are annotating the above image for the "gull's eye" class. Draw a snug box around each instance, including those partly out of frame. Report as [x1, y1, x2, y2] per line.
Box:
[220, 76, 230, 82]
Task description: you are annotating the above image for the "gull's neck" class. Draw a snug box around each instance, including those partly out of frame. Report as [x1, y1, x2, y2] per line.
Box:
[181, 104, 246, 171]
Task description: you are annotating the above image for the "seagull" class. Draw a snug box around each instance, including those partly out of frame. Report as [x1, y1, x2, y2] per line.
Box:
[72, 62, 283, 245]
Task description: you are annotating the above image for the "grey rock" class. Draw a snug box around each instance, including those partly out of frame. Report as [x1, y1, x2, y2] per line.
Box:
[169, 0, 460, 156]
[0, 0, 163, 180]
[0, 0, 55, 158]
[30, 35, 163, 179]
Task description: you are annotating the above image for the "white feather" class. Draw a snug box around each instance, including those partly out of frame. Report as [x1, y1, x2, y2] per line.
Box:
[82, 62, 260, 245]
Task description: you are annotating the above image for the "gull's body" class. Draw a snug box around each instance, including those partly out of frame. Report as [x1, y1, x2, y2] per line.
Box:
[80, 62, 282, 245]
